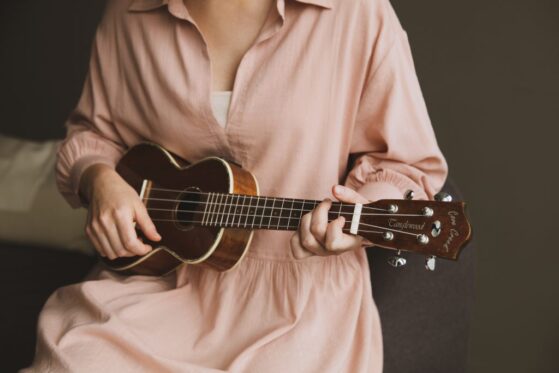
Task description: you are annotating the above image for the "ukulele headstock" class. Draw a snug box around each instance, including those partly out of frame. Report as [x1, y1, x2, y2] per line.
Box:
[359, 198, 472, 260]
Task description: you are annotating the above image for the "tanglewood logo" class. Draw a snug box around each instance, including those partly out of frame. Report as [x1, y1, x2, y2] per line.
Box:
[388, 218, 425, 231]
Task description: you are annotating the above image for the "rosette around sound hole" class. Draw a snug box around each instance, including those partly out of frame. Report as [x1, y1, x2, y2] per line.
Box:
[174, 187, 203, 230]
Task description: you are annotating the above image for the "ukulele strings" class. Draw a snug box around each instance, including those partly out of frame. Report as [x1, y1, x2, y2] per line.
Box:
[146, 205, 424, 219]
[146, 216, 388, 235]
[137, 188, 427, 237]
[146, 187, 394, 212]
[145, 206, 423, 237]
[140, 190, 426, 217]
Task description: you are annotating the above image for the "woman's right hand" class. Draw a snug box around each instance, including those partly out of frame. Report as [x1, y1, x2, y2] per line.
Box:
[79, 164, 161, 260]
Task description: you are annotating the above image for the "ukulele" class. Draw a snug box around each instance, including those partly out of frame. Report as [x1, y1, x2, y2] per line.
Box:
[102, 142, 472, 276]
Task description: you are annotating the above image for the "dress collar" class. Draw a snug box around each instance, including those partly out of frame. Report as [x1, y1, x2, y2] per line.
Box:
[128, 0, 333, 12]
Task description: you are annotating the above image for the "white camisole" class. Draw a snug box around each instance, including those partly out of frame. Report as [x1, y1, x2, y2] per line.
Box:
[210, 90, 233, 128]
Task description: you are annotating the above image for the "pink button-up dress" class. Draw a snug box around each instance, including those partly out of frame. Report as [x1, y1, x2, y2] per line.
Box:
[23, 0, 448, 371]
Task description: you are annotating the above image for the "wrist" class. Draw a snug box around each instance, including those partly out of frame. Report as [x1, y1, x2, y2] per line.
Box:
[78, 163, 115, 205]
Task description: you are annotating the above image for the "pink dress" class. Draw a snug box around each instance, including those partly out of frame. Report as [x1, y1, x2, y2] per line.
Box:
[23, 0, 448, 371]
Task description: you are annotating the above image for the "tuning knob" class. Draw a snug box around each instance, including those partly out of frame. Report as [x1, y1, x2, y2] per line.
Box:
[434, 192, 453, 202]
[404, 190, 415, 200]
[388, 250, 407, 268]
[425, 255, 436, 271]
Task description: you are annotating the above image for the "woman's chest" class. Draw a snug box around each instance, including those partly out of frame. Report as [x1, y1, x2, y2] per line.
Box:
[184, 0, 277, 91]
[112, 6, 369, 166]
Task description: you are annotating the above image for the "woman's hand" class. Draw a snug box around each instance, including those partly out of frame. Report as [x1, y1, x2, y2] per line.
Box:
[290, 185, 373, 259]
[80, 164, 161, 260]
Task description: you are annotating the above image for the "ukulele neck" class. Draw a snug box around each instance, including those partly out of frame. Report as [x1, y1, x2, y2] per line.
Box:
[197, 192, 360, 234]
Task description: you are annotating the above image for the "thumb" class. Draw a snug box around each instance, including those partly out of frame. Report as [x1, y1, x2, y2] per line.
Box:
[135, 204, 162, 242]
[332, 185, 370, 204]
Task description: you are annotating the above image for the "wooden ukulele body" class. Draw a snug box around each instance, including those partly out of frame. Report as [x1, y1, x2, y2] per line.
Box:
[102, 143, 259, 276]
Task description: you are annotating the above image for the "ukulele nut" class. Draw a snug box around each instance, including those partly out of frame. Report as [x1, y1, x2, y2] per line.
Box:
[417, 234, 429, 245]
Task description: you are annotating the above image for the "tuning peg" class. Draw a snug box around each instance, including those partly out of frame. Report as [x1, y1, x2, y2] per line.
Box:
[425, 256, 436, 271]
[434, 192, 453, 202]
[388, 250, 407, 268]
[404, 190, 415, 200]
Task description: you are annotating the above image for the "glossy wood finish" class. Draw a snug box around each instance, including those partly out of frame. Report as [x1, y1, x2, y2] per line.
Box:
[361, 199, 472, 260]
[101, 142, 258, 275]
[101, 142, 472, 276]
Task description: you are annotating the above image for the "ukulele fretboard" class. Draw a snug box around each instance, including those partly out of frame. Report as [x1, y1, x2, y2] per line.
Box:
[145, 189, 363, 234]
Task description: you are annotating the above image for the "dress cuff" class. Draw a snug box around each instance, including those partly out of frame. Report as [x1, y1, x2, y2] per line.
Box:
[356, 181, 404, 202]
[348, 169, 429, 202]
[66, 155, 119, 208]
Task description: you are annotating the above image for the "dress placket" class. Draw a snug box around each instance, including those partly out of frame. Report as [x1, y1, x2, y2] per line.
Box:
[168, 0, 287, 164]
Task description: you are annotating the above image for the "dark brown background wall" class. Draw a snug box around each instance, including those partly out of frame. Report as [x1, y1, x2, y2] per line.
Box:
[1, 1, 558, 372]
[389, 1, 559, 372]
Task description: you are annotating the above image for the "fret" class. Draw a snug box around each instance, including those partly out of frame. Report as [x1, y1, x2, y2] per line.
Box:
[277, 198, 285, 230]
[208, 192, 217, 226]
[236, 195, 244, 228]
[206, 193, 217, 225]
[335, 201, 345, 232]
[261, 196, 269, 229]
[200, 193, 207, 226]
[235, 195, 245, 228]
[225, 194, 233, 228]
[260, 196, 268, 228]
[232, 194, 240, 227]
[229, 194, 236, 228]
[290, 199, 306, 229]
[244, 196, 253, 228]
[218, 193, 226, 227]
[327, 201, 341, 224]
[286, 198, 294, 229]
[268, 197, 276, 229]
[229, 193, 236, 227]
[217, 193, 226, 226]
[251, 196, 260, 229]
[225, 193, 234, 228]
[215, 193, 224, 227]
[222, 193, 231, 227]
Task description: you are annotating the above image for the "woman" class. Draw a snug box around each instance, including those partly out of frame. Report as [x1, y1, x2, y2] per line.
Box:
[24, 0, 447, 371]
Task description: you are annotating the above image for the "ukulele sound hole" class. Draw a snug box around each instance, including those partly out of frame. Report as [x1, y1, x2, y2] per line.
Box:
[174, 187, 203, 231]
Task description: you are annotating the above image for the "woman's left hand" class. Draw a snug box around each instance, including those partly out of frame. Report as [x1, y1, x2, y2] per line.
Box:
[290, 185, 374, 259]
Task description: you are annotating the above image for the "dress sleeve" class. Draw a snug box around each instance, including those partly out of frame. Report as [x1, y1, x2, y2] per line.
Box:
[344, 4, 448, 202]
[55, 6, 126, 209]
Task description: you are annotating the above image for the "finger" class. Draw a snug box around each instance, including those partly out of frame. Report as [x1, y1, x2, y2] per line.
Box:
[324, 216, 362, 252]
[134, 203, 161, 242]
[114, 208, 151, 256]
[332, 185, 370, 204]
[299, 211, 327, 256]
[93, 222, 118, 260]
[309, 199, 332, 246]
[85, 224, 105, 257]
[104, 220, 133, 257]
[290, 232, 314, 259]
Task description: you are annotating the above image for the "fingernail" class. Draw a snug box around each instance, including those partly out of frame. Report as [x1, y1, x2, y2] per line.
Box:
[335, 185, 344, 194]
